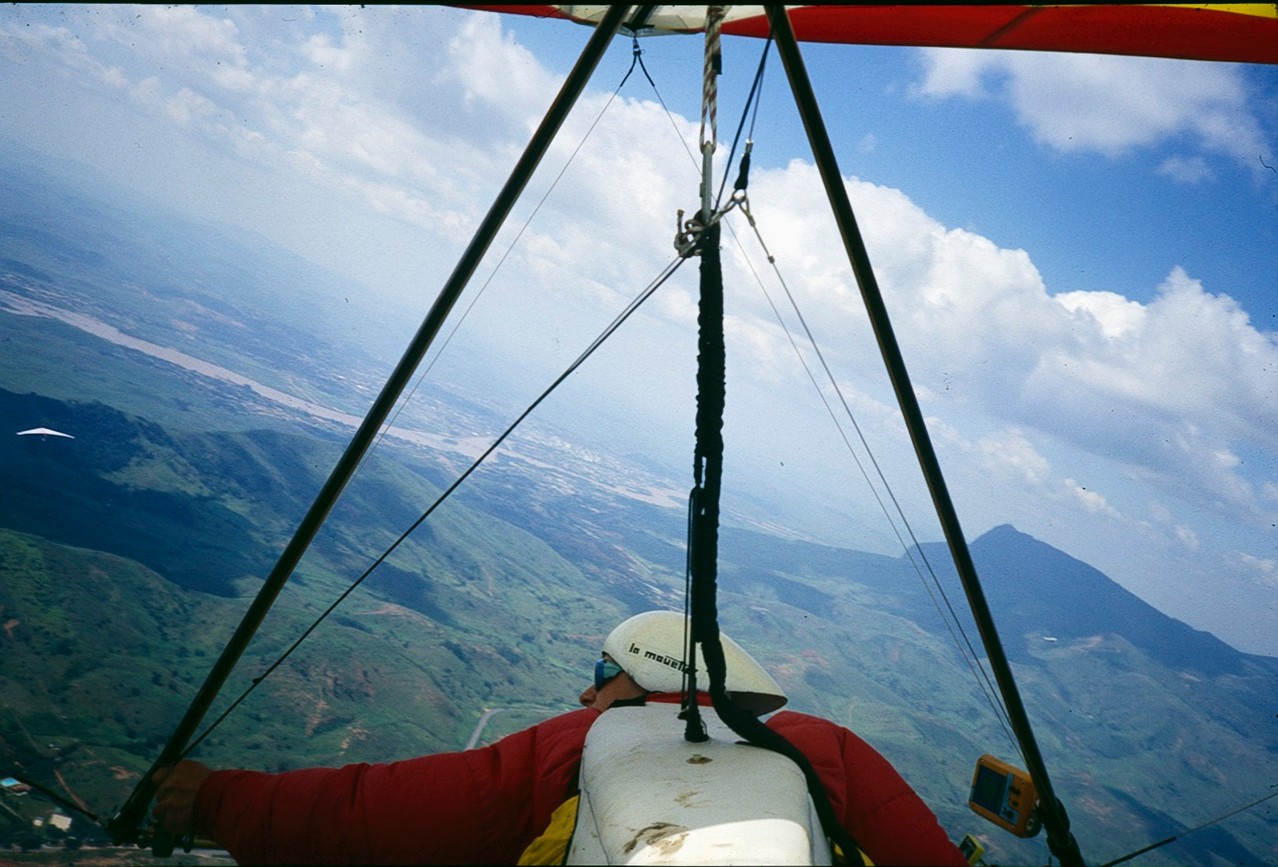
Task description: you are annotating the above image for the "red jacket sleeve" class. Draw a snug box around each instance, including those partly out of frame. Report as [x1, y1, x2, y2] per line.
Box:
[768, 711, 966, 867]
[193, 708, 597, 864]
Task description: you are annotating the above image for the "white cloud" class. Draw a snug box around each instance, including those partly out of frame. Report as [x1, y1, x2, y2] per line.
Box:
[1156, 155, 1214, 185]
[1065, 479, 1120, 518]
[165, 87, 218, 128]
[979, 429, 1051, 485]
[1054, 290, 1145, 339]
[916, 49, 988, 98]
[95, 6, 251, 94]
[916, 48, 1271, 170]
[10, 6, 581, 244]
[1233, 552, 1278, 589]
[729, 163, 1277, 535]
[1009, 270, 1277, 515]
[446, 12, 557, 128]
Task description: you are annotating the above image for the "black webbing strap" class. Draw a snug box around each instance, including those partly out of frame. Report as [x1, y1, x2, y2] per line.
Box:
[683, 219, 862, 865]
[685, 218, 725, 743]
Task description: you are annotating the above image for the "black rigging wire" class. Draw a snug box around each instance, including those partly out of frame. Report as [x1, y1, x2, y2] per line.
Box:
[180, 255, 689, 758]
[729, 223, 1019, 752]
[1098, 786, 1278, 867]
[180, 42, 686, 754]
[108, 11, 634, 848]
[627, 35, 705, 176]
[355, 37, 665, 483]
[713, 33, 772, 211]
[7, 773, 100, 826]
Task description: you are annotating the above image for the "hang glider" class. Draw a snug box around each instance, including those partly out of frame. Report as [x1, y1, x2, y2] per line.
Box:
[463, 4, 1278, 64]
[16, 427, 75, 439]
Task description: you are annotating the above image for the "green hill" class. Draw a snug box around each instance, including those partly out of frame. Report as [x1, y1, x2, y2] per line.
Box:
[3, 388, 1275, 863]
[0, 388, 638, 849]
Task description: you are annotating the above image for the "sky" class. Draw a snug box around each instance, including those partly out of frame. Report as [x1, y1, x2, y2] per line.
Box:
[1, 5, 1275, 656]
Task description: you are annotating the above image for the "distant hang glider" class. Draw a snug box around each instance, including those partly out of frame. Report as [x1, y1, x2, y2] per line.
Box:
[16, 427, 75, 439]
[463, 4, 1278, 64]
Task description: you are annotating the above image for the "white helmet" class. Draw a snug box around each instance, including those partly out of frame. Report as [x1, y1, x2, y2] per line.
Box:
[602, 611, 787, 714]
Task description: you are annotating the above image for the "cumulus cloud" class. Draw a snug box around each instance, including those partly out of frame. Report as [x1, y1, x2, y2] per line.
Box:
[915, 48, 1271, 170]
[1054, 290, 1145, 339]
[1037, 269, 1278, 449]
[1022, 273, 1274, 522]
[731, 161, 1277, 532]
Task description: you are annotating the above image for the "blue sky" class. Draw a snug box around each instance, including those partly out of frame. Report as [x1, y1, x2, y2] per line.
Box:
[1, 5, 1275, 655]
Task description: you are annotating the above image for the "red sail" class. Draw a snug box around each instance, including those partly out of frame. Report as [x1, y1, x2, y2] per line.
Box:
[460, 5, 1278, 65]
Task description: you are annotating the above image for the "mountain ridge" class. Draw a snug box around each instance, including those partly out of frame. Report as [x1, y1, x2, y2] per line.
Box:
[956, 524, 1272, 676]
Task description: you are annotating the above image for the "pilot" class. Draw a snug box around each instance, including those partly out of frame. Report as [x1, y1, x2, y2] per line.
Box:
[154, 610, 965, 865]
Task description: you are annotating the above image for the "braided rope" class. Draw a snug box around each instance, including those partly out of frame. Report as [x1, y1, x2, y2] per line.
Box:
[700, 6, 724, 153]
[698, 6, 725, 219]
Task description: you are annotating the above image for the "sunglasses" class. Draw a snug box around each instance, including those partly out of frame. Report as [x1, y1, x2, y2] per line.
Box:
[594, 657, 623, 691]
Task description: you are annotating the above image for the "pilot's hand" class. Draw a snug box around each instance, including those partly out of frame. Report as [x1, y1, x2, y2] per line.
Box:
[152, 760, 213, 837]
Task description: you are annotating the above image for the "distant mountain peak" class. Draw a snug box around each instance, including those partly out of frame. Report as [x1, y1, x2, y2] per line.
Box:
[923, 524, 1257, 677]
